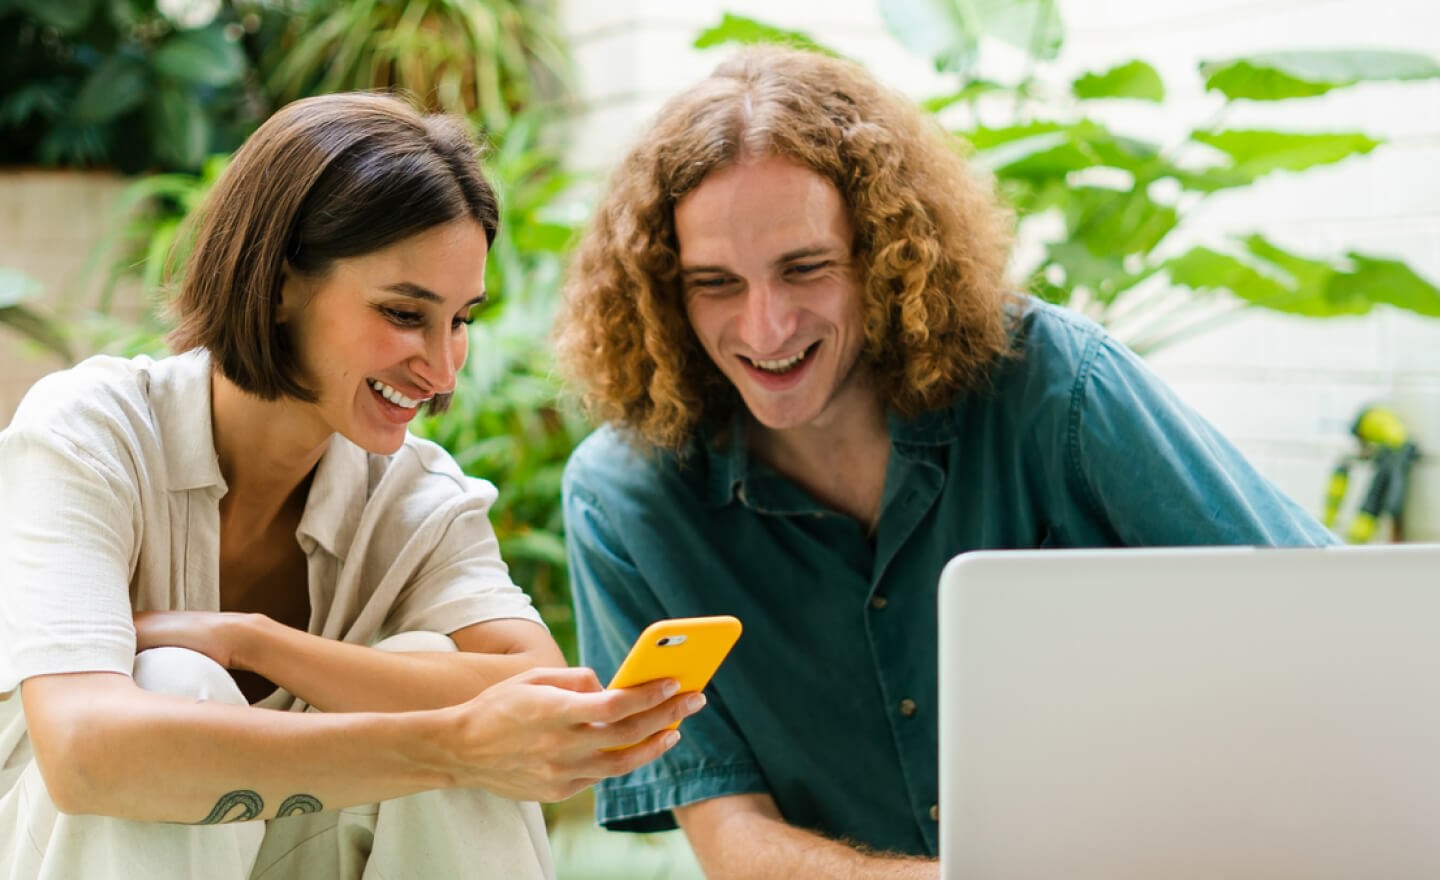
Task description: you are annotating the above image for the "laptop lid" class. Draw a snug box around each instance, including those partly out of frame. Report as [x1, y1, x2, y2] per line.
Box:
[939, 544, 1440, 880]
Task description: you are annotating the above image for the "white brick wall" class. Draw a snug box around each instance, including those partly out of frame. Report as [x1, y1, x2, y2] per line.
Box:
[561, 0, 1440, 540]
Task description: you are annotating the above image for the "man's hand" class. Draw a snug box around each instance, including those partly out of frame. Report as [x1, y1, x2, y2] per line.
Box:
[445, 666, 706, 802]
[133, 610, 249, 668]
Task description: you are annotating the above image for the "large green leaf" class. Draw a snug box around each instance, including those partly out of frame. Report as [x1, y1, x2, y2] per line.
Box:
[148, 85, 210, 169]
[1190, 129, 1381, 177]
[152, 25, 247, 87]
[1041, 240, 1150, 304]
[1163, 239, 1440, 318]
[1073, 60, 1164, 102]
[1201, 50, 1440, 101]
[0, 305, 72, 361]
[921, 79, 1011, 113]
[878, 0, 1062, 73]
[1333, 255, 1440, 317]
[14, 0, 97, 33]
[0, 269, 71, 361]
[968, 119, 1165, 182]
[1067, 187, 1177, 259]
[0, 268, 43, 308]
[69, 55, 148, 125]
[1165, 247, 1297, 307]
[1241, 234, 1334, 292]
[693, 13, 839, 56]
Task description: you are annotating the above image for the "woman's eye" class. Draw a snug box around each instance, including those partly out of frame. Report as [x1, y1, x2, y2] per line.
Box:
[453, 313, 476, 329]
[381, 307, 425, 326]
[788, 261, 828, 276]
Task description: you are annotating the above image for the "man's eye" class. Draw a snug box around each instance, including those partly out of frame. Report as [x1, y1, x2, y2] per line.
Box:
[789, 261, 828, 275]
[687, 276, 732, 291]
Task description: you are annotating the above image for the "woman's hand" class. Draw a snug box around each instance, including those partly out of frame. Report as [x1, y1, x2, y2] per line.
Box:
[133, 610, 252, 669]
[445, 666, 707, 802]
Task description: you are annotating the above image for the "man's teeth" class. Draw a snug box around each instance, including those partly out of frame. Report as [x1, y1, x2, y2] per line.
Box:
[369, 379, 427, 409]
[752, 350, 807, 372]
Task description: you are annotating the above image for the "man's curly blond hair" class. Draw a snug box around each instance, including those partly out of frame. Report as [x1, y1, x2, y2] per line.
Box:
[554, 46, 1017, 451]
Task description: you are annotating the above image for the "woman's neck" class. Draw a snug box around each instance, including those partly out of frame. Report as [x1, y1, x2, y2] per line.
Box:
[210, 370, 330, 530]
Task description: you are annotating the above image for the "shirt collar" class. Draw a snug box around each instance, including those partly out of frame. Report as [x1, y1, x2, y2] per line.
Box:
[701, 400, 963, 511]
[150, 348, 371, 560]
[702, 410, 748, 508]
[295, 435, 370, 560]
[149, 349, 226, 493]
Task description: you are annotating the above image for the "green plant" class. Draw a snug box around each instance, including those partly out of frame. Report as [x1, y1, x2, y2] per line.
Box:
[0, 267, 71, 361]
[699, 3, 1440, 353]
[0, 0, 275, 171]
[264, 0, 572, 132]
[410, 112, 590, 660]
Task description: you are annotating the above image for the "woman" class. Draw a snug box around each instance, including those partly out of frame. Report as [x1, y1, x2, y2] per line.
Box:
[0, 93, 701, 879]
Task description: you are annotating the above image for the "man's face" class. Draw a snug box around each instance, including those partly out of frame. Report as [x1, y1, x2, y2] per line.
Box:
[676, 156, 869, 434]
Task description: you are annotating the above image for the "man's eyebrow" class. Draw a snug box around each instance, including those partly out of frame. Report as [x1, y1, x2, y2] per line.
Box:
[778, 245, 842, 262]
[383, 282, 487, 307]
[680, 264, 730, 276]
[681, 245, 844, 275]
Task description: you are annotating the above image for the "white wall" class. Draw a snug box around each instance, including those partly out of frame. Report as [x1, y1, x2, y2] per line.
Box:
[559, 0, 1440, 540]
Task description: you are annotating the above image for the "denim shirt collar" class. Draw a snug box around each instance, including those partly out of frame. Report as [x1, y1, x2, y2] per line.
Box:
[701, 401, 961, 511]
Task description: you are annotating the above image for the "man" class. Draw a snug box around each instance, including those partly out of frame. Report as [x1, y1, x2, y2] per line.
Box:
[553, 46, 1333, 878]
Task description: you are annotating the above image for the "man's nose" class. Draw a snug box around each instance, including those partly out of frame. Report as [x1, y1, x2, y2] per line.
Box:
[737, 281, 797, 353]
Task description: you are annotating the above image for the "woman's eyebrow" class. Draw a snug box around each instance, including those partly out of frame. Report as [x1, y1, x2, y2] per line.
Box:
[383, 281, 486, 307]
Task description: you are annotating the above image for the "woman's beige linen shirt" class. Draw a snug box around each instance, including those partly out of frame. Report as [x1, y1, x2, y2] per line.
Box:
[0, 350, 542, 796]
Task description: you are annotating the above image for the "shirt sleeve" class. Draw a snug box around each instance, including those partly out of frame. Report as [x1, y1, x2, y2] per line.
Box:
[1059, 330, 1337, 547]
[563, 458, 770, 832]
[0, 428, 139, 692]
[381, 482, 543, 638]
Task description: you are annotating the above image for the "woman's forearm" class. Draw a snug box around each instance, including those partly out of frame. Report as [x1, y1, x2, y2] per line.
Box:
[25, 664, 701, 823]
[228, 615, 563, 712]
[25, 672, 456, 823]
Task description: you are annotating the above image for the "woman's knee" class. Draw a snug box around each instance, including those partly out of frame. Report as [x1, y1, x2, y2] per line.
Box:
[132, 647, 247, 706]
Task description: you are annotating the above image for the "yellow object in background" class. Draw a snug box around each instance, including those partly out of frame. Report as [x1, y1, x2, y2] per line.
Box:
[1323, 405, 1421, 543]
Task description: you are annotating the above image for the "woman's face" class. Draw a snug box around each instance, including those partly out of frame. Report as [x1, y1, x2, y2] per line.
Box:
[279, 219, 489, 455]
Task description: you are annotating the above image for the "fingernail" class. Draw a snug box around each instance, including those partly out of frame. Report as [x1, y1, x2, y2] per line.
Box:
[662, 730, 681, 748]
[662, 679, 680, 698]
[685, 693, 707, 712]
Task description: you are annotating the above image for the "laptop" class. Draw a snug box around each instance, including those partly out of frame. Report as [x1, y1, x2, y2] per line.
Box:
[938, 544, 1440, 880]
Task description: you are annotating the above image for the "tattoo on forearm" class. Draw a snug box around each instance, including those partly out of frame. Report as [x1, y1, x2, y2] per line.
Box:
[194, 790, 324, 824]
[197, 790, 264, 824]
[276, 793, 324, 816]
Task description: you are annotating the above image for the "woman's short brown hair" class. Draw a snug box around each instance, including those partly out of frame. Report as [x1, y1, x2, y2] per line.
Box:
[554, 46, 1016, 451]
[168, 92, 498, 408]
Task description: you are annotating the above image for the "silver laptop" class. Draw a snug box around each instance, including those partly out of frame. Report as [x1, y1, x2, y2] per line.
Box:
[939, 544, 1440, 880]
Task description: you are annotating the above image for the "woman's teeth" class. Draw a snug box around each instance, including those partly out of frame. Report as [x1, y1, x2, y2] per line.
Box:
[751, 350, 807, 373]
[369, 379, 426, 409]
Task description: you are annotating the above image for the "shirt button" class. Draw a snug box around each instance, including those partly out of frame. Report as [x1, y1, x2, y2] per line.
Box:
[899, 698, 917, 717]
[929, 803, 939, 822]
[870, 595, 888, 610]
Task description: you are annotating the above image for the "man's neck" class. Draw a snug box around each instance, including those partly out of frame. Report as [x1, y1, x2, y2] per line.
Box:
[747, 390, 892, 530]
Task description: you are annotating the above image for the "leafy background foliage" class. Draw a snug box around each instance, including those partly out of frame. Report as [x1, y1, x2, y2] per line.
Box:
[4, 0, 1440, 658]
[700, 1, 1440, 354]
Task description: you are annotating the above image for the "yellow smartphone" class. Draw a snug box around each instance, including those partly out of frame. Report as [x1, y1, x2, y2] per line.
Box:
[607, 614, 743, 704]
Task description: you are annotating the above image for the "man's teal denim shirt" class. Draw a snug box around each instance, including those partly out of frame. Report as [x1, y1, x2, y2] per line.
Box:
[562, 298, 1336, 856]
